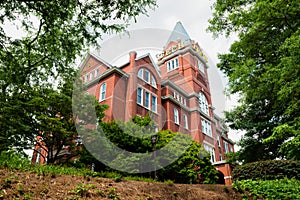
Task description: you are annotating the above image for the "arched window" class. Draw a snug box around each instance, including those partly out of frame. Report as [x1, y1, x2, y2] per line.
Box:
[151, 76, 157, 88]
[138, 68, 144, 79]
[199, 93, 209, 115]
[138, 68, 157, 89]
[174, 108, 179, 124]
[99, 83, 106, 101]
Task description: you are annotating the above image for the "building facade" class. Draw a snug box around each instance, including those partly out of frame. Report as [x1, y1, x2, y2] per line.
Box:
[80, 22, 234, 185]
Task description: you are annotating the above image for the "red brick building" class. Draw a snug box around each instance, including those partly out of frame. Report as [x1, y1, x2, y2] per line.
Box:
[80, 22, 234, 185]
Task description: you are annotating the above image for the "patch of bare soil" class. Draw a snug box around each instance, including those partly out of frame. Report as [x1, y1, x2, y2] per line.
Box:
[0, 169, 242, 200]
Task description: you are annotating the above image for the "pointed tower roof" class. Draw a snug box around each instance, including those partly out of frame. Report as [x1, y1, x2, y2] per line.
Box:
[166, 21, 191, 45]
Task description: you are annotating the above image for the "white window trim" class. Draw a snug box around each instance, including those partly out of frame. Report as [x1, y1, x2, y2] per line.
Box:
[199, 93, 209, 115]
[137, 87, 143, 105]
[151, 76, 157, 88]
[138, 68, 144, 79]
[151, 95, 157, 113]
[184, 114, 188, 129]
[204, 143, 215, 163]
[202, 119, 212, 137]
[99, 83, 106, 102]
[174, 108, 179, 125]
[167, 57, 179, 72]
[144, 69, 150, 83]
[144, 91, 150, 109]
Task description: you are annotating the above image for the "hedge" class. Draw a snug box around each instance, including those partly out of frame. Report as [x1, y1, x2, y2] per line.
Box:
[232, 160, 300, 181]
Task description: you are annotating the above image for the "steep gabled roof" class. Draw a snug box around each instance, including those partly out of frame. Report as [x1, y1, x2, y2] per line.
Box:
[166, 21, 191, 46]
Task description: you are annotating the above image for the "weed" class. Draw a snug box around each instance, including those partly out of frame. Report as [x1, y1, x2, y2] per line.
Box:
[95, 189, 105, 197]
[173, 191, 179, 197]
[108, 187, 119, 199]
[17, 182, 24, 195]
[72, 183, 95, 197]
[164, 179, 174, 185]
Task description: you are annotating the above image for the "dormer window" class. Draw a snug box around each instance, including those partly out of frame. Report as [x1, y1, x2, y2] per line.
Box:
[167, 57, 179, 72]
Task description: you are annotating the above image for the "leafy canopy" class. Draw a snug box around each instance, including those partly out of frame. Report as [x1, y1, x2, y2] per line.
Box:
[0, 0, 157, 152]
[208, 0, 300, 162]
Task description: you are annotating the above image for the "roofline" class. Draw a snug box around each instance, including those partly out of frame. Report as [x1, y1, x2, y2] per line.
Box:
[85, 67, 129, 87]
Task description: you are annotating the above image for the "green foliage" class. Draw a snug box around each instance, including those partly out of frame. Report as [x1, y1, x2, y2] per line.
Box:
[208, 0, 300, 162]
[72, 183, 95, 197]
[0, 150, 31, 170]
[97, 116, 218, 184]
[0, 0, 157, 153]
[233, 178, 300, 199]
[232, 160, 300, 181]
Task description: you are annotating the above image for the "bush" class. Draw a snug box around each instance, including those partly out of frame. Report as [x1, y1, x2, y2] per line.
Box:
[232, 160, 300, 181]
[0, 150, 30, 170]
[233, 178, 300, 199]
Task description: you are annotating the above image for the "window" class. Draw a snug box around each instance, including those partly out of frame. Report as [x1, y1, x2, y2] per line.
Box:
[151, 76, 157, 88]
[174, 108, 179, 124]
[198, 60, 205, 73]
[183, 114, 188, 129]
[219, 155, 223, 161]
[217, 136, 221, 147]
[145, 91, 150, 108]
[144, 70, 150, 83]
[138, 68, 143, 79]
[204, 144, 215, 163]
[84, 74, 88, 82]
[137, 87, 143, 105]
[151, 95, 157, 112]
[99, 83, 106, 101]
[199, 93, 209, 115]
[224, 141, 229, 153]
[89, 71, 93, 80]
[167, 57, 179, 72]
[95, 68, 99, 77]
[202, 119, 212, 137]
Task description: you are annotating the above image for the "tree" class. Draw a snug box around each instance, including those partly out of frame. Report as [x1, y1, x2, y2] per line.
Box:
[32, 78, 108, 164]
[0, 0, 157, 152]
[88, 116, 218, 184]
[208, 0, 300, 162]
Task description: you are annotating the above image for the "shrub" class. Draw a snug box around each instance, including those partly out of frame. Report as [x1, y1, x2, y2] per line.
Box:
[233, 178, 300, 199]
[0, 150, 30, 170]
[232, 160, 300, 181]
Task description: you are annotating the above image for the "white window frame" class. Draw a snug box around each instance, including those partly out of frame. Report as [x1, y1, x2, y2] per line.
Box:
[204, 144, 215, 163]
[138, 68, 144, 79]
[145, 91, 150, 109]
[174, 108, 179, 124]
[84, 74, 88, 82]
[151, 76, 157, 88]
[95, 68, 99, 77]
[217, 135, 221, 147]
[198, 60, 205, 73]
[167, 57, 179, 72]
[224, 141, 229, 153]
[183, 114, 188, 129]
[199, 93, 209, 115]
[137, 87, 143, 105]
[144, 69, 150, 83]
[89, 71, 93, 80]
[201, 119, 212, 137]
[99, 83, 106, 101]
[151, 95, 157, 113]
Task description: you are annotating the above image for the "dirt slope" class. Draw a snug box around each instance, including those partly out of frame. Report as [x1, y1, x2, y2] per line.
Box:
[0, 169, 242, 200]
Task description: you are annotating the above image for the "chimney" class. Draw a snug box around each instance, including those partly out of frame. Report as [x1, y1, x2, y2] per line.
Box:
[129, 51, 137, 65]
